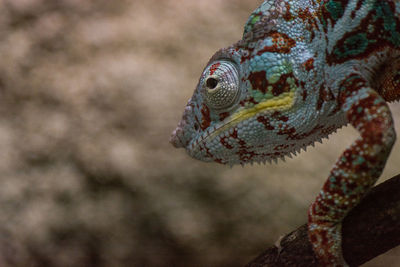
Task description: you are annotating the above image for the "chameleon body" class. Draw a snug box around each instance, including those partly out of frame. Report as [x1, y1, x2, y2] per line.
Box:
[170, 0, 400, 266]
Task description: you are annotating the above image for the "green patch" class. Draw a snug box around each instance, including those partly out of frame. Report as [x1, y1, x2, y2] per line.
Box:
[325, 0, 344, 21]
[251, 15, 261, 25]
[373, 1, 400, 46]
[334, 33, 373, 59]
[244, 14, 261, 36]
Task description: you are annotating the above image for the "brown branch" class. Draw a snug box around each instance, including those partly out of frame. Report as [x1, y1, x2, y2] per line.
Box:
[245, 174, 400, 267]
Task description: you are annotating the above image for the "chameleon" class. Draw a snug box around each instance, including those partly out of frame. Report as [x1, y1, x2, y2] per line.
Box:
[170, 0, 400, 266]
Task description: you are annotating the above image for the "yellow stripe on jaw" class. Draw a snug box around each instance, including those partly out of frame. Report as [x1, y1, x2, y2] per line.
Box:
[201, 91, 296, 142]
[231, 91, 295, 122]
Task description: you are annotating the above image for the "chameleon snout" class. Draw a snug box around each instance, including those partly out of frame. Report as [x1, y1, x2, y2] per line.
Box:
[171, 104, 196, 149]
[170, 126, 184, 148]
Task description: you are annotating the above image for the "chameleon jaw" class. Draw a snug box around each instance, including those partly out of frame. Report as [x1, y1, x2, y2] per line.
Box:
[186, 90, 346, 166]
[188, 128, 329, 166]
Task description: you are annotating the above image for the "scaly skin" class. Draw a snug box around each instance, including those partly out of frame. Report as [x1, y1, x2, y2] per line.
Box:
[170, 1, 400, 266]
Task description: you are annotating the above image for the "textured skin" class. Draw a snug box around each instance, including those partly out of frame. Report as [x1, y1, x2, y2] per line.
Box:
[170, 1, 400, 266]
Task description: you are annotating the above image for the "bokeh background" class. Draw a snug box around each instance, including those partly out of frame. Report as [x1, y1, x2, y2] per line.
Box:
[0, 0, 399, 266]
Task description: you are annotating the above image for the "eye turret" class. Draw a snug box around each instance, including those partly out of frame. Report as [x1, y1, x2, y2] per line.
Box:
[203, 60, 240, 110]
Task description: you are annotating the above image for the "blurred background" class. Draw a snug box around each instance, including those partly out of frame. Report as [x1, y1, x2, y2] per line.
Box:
[0, 0, 399, 266]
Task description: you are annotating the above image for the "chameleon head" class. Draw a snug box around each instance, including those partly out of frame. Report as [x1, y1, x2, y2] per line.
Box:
[170, 45, 302, 166]
[170, 59, 241, 157]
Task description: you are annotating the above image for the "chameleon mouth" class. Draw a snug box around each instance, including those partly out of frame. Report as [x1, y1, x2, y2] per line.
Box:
[170, 126, 184, 148]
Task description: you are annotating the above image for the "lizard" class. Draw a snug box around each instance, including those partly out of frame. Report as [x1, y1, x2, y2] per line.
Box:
[170, 0, 400, 266]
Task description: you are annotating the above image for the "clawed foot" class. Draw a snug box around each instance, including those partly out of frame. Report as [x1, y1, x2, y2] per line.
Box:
[308, 221, 349, 267]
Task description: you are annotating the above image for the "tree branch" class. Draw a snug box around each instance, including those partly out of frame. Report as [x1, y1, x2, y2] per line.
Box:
[246, 174, 400, 267]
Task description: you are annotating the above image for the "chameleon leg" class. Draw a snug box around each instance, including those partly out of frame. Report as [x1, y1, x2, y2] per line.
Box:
[308, 74, 396, 266]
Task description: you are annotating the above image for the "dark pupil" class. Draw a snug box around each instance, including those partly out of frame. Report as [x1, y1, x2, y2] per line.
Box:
[206, 78, 218, 89]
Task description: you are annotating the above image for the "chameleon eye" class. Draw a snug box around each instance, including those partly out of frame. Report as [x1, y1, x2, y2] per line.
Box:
[203, 60, 240, 110]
